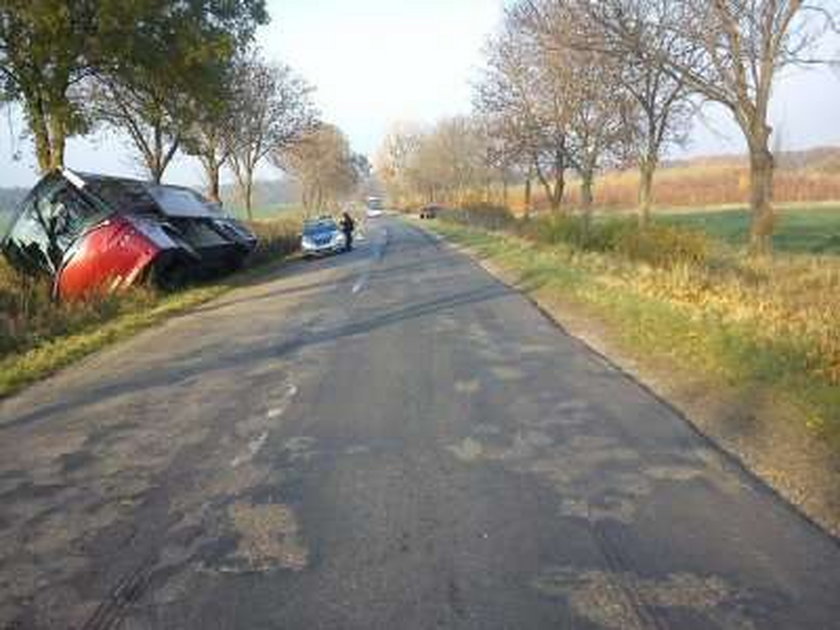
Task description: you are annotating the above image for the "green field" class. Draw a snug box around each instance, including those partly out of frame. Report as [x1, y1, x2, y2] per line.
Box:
[658, 204, 840, 255]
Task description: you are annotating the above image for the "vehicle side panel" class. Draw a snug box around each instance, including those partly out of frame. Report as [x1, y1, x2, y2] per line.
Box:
[56, 216, 161, 299]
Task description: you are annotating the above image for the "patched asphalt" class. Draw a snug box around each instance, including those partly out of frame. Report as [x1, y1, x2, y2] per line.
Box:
[1, 217, 839, 629]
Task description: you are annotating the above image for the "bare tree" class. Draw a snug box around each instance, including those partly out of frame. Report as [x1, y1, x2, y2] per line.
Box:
[473, 114, 520, 207]
[182, 76, 238, 202]
[562, 50, 635, 224]
[274, 124, 360, 214]
[575, 0, 839, 252]
[416, 116, 489, 205]
[469, 115, 522, 206]
[229, 57, 318, 219]
[186, 111, 234, 203]
[536, 0, 694, 224]
[617, 6, 694, 225]
[85, 75, 187, 183]
[476, 10, 573, 213]
[489, 2, 634, 224]
[374, 123, 425, 206]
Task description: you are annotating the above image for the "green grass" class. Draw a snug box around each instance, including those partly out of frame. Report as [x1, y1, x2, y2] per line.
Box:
[658, 204, 840, 254]
[0, 284, 229, 397]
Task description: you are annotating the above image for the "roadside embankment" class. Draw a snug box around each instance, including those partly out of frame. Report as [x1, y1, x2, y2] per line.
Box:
[417, 210, 840, 538]
[0, 217, 300, 398]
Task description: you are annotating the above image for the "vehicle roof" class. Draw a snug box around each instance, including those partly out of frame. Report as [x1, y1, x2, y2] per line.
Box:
[2, 170, 227, 246]
[74, 171, 221, 218]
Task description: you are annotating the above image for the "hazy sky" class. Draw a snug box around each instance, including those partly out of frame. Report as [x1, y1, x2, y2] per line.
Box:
[1, 0, 839, 189]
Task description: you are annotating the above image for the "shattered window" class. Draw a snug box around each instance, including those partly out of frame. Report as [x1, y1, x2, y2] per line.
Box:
[147, 185, 223, 218]
[41, 185, 104, 251]
[2, 181, 105, 276]
[85, 177, 158, 215]
[3, 196, 54, 275]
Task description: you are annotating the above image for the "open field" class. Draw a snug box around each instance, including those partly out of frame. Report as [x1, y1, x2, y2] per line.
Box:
[576, 148, 840, 209]
[485, 148, 840, 228]
[657, 204, 840, 255]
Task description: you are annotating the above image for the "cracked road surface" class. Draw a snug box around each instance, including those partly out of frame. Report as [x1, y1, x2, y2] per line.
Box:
[1, 217, 839, 629]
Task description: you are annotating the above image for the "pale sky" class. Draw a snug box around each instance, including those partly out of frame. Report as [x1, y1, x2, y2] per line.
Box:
[1, 0, 839, 189]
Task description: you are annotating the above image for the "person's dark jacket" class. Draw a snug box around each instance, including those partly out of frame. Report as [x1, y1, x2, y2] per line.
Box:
[340, 213, 355, 235]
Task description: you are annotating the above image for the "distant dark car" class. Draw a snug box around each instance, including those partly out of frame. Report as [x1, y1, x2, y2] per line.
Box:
[419, 204, 442, 219]
[0, 169, 257, 299]
[300, 217, 347, 257]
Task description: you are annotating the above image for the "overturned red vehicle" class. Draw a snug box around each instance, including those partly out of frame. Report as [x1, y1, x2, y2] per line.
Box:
[1, 169, 257, 300]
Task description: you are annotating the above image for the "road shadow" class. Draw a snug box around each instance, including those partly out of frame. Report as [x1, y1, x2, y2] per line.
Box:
[0, 282, 511, 431]
[193, 241, 462, 317]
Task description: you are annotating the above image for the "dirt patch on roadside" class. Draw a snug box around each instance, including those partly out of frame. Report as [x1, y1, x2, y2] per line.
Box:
[441, 232, 840, 539]
[533, 566, 756, 630]
[226, 501, 308, 572]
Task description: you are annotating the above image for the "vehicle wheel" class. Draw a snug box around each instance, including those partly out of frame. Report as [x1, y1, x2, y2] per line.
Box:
[149, 257, 191, 291]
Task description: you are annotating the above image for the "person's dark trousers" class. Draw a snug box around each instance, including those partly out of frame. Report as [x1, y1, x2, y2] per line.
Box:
[344, 230, 353, 251]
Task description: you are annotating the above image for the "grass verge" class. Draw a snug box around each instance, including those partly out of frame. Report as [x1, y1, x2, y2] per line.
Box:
[0, 216, 301, 398]
[421, 216, 840, 538]
[0, 284, 230, 397]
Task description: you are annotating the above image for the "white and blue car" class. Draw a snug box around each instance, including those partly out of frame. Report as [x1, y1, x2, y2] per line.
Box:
[301, 217, 347, 257]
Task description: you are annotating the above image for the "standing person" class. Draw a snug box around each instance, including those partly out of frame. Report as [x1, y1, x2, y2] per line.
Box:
[340, 211, 355, 251]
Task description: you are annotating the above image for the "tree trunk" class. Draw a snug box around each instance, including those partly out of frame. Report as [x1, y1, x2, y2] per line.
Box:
[541, 148, 566, 214]
[637, 157, 656, 227]
[30, 105, 54, 174]
[47, 114, 65, 171]
[581, 173, 594, 240]
[535, 167, 563, 214]
[244, 170, 254, 220]
[28, 96, 66, 173]
[524, 171, 532, 219]
[206, 162, 221, 202]
[26, 91, 63, 173]
[150, 125, 164, 184]
[748, 141, 775, 255]
[581, 176, 594, 209]
[539, 179, 564, 213]
[551, 168, 565, 213]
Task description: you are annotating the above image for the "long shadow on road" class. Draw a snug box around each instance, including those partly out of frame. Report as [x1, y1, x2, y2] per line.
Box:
[0, 282, 510, 432]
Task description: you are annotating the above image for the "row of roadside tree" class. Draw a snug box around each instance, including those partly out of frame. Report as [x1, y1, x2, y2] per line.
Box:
[376, 0, 839, 253]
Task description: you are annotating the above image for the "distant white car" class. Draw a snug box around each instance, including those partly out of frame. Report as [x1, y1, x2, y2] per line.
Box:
[366, 196, 384, 218]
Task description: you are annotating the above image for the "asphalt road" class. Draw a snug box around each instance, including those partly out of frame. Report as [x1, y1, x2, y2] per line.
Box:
[1, 216, 839, 629]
